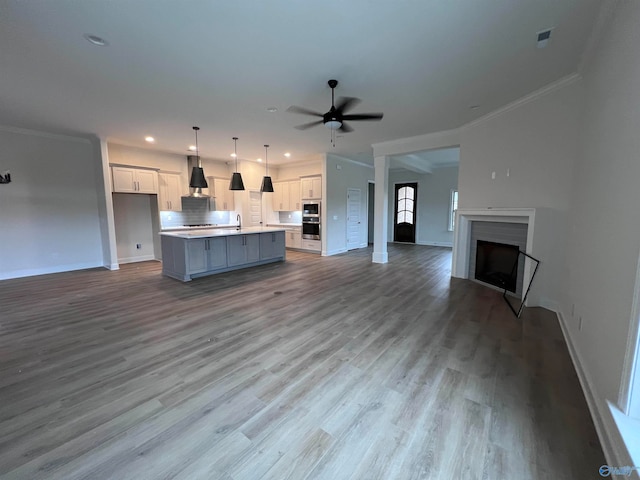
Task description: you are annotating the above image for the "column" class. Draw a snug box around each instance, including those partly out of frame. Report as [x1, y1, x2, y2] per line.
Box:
[372, 155, 389, 263]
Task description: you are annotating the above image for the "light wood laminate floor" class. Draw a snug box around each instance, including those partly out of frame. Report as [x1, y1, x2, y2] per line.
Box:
[0, 245, 604, 479]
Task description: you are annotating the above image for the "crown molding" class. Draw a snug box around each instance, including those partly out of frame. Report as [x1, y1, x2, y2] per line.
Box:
[461, 73, 582, 131]
[372, 128, 461, 157]
[0, 124, 91, 144]
[328, 153, 374, 169]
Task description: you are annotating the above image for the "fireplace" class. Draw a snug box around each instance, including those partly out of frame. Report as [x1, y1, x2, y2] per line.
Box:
[452, 208, 536, 303]
[475, 240, 519, 293]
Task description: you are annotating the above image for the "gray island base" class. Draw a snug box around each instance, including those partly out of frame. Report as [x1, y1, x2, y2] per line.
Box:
[160, 227, 286, 281]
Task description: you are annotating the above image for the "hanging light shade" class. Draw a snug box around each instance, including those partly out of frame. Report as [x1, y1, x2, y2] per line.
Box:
[189, 126, 208, 190]
[229, 137, 245, 191]
[260, 144, 274, 193]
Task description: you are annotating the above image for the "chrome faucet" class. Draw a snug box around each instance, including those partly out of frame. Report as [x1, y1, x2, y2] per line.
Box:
[236, 214, 241, 230]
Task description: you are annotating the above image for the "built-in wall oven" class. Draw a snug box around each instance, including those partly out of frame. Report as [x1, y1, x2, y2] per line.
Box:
[302, 202, 321, 240]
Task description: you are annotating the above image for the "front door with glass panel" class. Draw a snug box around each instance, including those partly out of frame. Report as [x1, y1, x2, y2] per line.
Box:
[394, 183, 417, 243]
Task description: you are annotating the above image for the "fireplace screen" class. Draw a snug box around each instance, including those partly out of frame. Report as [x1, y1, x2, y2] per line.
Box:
[475, 240, 519, 293]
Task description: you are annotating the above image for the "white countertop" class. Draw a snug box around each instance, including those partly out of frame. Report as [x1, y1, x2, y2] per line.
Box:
[266, 223, 302, 228]
[161, 224, 236, 231]
[160, 226, 286, 239]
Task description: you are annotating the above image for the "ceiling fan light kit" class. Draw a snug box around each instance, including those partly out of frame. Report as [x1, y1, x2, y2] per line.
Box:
[229, 137, 245, 191]
[287, 79, 383, 145]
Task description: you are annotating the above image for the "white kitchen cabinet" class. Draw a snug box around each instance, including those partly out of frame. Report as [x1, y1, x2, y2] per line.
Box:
[301, 239, 321, 252]
[289, 180, 301, 211]
[211, 177, 235, 211]
[112, 166, 158, 194]
[158, 173, 183, 211]
[285, 230, 301, 249]
[227, 234, 261, 266]
[272, 181, 290, 211]
[301, 176, 321, 200]
[272, 180, 301, 211]
[260, 231, 286, 260]
[186, 237, 227, 274]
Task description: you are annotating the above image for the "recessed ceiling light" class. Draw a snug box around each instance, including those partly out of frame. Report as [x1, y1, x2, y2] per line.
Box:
[83, 34, 109, 46]
[469, 105, 480, 110]
[257, 158, 262, 162]
[188, 145, 197, 151]
[266, 107, 278, 113]
[145, 136, 155, 143]
[284, 152, 291, 157]
[230, 153, 237, 158]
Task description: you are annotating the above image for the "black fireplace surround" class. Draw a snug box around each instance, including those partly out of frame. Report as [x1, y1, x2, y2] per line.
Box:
[474, 240, 519, 293]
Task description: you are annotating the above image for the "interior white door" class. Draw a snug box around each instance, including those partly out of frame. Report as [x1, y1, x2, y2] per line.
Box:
[347, 188, 361, 250]
[249, 190, 262, 226]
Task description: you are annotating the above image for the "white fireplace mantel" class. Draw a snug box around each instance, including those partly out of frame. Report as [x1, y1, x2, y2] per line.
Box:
[452, 208, 536, 303]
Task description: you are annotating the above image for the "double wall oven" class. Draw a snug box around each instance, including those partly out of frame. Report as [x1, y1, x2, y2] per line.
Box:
[302, 202, 321, 240]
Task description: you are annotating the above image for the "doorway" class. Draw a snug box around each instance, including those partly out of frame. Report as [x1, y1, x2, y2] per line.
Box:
[249, 190, 262, 226]
[347, 188, 361, 250]
[393, 183, 417, 243]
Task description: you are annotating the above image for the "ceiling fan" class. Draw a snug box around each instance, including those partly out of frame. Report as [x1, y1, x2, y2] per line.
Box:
[287, 79, 384, 134]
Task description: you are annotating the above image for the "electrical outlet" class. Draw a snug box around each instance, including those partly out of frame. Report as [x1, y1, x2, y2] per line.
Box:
[136, 244, 142, 249]
[491, 171, 496, 180]
[578, 316, 583, 331]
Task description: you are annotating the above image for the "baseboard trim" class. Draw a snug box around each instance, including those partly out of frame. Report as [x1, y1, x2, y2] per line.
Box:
[416, 240, 453, 248]
[324, 248, 348, 256]
[557, 310, 634, 473]
[117, 255, 157, 264]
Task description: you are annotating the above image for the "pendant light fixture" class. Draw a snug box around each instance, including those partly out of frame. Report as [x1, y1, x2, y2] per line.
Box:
[229, 136, 245, 191]
[189, 126, 208, 192]
[260, 144, 274, 193]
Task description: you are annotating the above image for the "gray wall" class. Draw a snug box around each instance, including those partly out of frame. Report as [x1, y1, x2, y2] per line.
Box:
[387, 166, 458, 246]
[458, 79, 581, 309]
[563, 1, 640, 410]
[0, 127, 104, 280]
[325, 155, 374, 255]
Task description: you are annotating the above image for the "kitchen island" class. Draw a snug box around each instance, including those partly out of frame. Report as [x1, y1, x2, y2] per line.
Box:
[160, 226, 285, 281]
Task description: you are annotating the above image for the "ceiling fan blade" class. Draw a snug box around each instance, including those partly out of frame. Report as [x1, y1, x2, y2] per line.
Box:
[294, 120, 324, 130]
[338, 122, 354, 133]
[335, 96, 361, 114]
[287, 105, 323, 117]
[342, 113, 384, 121]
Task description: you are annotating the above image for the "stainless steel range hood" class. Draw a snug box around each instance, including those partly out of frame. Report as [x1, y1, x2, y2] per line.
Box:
[186, 155, 209, 198]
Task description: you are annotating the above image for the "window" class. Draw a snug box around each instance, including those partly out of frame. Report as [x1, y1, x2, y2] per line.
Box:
[448, 189, 458, 231]
[396, 186, 415, 225]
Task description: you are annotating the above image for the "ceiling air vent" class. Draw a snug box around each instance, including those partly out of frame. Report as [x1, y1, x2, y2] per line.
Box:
[536, 29, 552, 48]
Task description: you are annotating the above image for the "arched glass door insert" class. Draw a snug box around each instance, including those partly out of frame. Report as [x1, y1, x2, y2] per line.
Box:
[394, 183, 417, 243]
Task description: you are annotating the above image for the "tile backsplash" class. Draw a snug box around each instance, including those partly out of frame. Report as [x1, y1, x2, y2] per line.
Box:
[279, 211, 302, 224]
[160, 197, 232, 228]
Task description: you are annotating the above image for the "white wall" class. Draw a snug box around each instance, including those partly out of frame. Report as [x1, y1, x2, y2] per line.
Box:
[457, 79, 582, 308]
[0, 127, 104, 279]
[387, 166, 458, 246]
[274, 157, 323, 181]
[562, 1, 640, 409]
[112, 193, 158, 263]
[325, 155, 374, 255]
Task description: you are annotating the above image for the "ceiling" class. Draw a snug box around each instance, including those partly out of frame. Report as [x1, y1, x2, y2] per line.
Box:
[0, 0, 601, 166]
